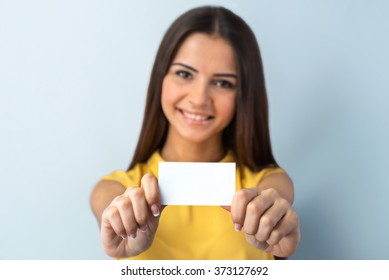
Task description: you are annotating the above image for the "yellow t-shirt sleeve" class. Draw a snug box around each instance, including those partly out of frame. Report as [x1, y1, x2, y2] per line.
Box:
[101, 165, 145, 189]
[261, 166, 285, 178]
[101, 170, 132, 188]
[239, 166, 285, 190]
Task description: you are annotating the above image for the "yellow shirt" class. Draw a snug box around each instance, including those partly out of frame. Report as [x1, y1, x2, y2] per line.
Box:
[102, 150, 284, 260]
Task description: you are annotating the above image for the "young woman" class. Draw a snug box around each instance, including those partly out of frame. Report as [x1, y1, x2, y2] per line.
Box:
[90, 6, 300, 260]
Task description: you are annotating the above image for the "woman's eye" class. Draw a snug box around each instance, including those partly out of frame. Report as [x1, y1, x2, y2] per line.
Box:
[214, 80, 234, 89]
[176, 71, 191, 79]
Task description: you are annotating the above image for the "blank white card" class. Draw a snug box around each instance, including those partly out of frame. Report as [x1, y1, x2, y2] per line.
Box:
[158, 162, 236, 206]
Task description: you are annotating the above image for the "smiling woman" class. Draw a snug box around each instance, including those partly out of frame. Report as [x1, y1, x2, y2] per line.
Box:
[127, 6, 277, 171]
[90, 6, 300, 260]
[161, 33, 237, 158]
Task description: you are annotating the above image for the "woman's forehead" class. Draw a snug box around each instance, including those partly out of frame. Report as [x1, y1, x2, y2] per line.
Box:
[172, 32, 237, 73]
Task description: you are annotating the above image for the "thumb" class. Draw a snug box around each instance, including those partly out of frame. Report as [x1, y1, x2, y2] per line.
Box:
[152, 204, 167, 218]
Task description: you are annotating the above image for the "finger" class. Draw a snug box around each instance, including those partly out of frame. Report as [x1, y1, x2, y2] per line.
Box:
[266, 209, 300, 246]
[141, 173, 161, 217]
[102, 205, 127, 239]
[127, 187, 150, 232]
[113, 195, 138, 238]
[254, 199, 289, 242]
[242, 194, 275, 235]
[231, 188, 258, 231]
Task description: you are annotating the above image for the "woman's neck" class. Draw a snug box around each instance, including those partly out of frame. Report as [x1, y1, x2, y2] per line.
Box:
[160, 133, 226, 162]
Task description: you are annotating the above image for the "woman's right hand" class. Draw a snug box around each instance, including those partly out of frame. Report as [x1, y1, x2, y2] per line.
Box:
[100, 173, 163, 258]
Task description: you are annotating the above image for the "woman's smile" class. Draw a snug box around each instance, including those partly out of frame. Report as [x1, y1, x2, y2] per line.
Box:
[178, 108, 214, 125]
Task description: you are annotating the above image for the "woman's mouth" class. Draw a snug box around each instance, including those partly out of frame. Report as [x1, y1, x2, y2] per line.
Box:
[178, 109, 214, 124]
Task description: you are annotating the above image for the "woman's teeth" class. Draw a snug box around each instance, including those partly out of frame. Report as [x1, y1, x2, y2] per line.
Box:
[183, 111, 209, 121]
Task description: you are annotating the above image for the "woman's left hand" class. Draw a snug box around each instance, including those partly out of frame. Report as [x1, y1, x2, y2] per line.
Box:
[229, 187, 300, 257]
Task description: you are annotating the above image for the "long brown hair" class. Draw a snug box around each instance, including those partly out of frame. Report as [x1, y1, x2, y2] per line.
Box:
[128, 6, 278, 171]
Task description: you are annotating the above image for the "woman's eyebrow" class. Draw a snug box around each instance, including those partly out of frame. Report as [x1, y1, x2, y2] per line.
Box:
[171, 62, 237, 78]
[213, 73, 237, 79]
[171, 62, 198, 73]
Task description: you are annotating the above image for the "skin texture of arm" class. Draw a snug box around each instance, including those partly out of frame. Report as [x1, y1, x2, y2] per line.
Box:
[90, 180, 126, 226]
[257, 172, 294, 204]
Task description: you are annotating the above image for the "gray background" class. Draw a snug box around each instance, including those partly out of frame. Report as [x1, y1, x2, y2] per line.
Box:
[1, 0, 388, 259]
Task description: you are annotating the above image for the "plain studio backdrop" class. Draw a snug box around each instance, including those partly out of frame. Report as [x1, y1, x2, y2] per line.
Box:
[1, 0, 388, 259]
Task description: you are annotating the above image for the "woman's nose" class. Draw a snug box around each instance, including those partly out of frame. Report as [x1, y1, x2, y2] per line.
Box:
[187, 81, 210, 106]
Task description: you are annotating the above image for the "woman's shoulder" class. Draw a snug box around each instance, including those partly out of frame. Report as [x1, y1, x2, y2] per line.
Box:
[230, 151, 285, 189]
[101, 151, 162, 188]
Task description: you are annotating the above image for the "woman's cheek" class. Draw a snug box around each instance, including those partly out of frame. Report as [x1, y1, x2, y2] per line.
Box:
[220, 96, 237, 122]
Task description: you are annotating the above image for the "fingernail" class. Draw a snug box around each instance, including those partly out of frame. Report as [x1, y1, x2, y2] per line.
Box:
[151, 204, 160, 217]
[129, 233, 137, 239]
[140, 225, 148, 233]
[234, 223, 242, 232]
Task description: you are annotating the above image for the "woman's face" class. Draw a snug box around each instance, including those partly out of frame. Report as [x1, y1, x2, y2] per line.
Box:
[161, 32, 237, 145]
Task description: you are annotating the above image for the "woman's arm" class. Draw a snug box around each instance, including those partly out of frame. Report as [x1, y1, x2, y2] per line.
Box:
[257, 172, 294, 204]
[90, 180, 127, 226]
